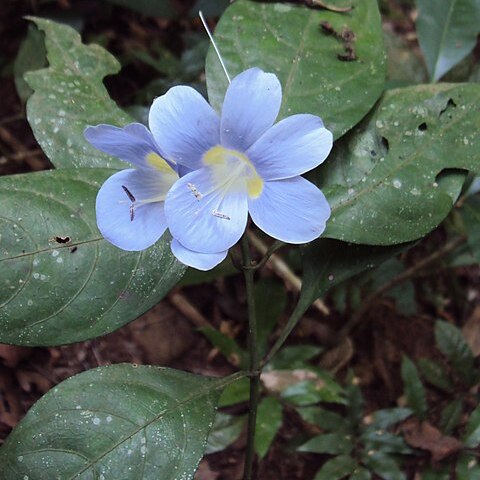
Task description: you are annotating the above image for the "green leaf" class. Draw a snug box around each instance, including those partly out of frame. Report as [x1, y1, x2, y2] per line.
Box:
[440, 398, 463, 434]
[279, 368, 344, 406]
[364, 408, 413, 456]
[13, 24, 47, 102]
[25, 17, 131, 169]
[297, 406, 348, 431]
[416, 0, 480, 82]
[401, 356, 428, 420]
[255, 396, 283, 458]
[435, 320, 476, 385]
[463, 404, 480, 447]
[345, 372, 364, 428]
[206, 0, 386, 140]
[362, 430, 412, 455]
[370, 408, 413, 430]
[313, 455, 358, 480]
[350, 468, 372, 480]
[456, 453, 480, 480]
[0, 169, 184, 346]
[104, 0, 176, 17]
[299, 432, 353, 455]
[199, 327, 248, 369]
[268, 345, 322, 370]
[315, 84, 479, 245]
[417, 358, 454, 392]
[0, 364, 229, 479]
[206, 412, 246, 454]
[218, 377, 250, 407]
[361, 451, 405, 480]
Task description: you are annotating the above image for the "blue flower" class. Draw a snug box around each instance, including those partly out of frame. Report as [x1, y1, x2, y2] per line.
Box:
[149, 68, 332, 265]
[84, 123, 179, 252]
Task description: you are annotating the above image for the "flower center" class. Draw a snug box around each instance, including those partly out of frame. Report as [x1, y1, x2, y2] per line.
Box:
[202, 145, 263, 199]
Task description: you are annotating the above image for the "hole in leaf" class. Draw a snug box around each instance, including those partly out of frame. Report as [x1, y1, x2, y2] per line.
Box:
[381, 136, 389, 152]
[439, 98, 457, 117]
[418, 122, 427, 131]
[54, 236, 71, 244]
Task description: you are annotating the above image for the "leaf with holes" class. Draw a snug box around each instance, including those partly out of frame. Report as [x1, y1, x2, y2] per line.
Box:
[0, 168, 184, 346]
[311, 83, 479, 245]
[0, 364, 230, 479]
[416, 0, 480, 82]
[25, 17, 131, 169]
[206, 0, 386, 140]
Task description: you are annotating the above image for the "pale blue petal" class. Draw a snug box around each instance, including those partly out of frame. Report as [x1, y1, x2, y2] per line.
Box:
[84, 123, 171, 170]
[248, 176, 331, 243]
[96, 169, 171, 251]
[165, 168, 248, 253]
[171, 239, 228, 271]
[221, 68, 282, 151]
[247, 114, 333, 181]
[149, 86, 220, 170]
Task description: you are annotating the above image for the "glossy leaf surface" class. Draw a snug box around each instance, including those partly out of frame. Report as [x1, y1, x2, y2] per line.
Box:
[255, 397, 283, 458]
[0, 364, 226, 479]
[416, 0, 480, 81]
[0, 168, 184, 346]
[25, 17, 131, 169]
[206, 0, 386, 140]
[313, 84, 479, 244]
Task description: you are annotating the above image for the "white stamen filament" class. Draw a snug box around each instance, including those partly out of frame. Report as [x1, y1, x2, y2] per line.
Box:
[199, 11, 231, 84]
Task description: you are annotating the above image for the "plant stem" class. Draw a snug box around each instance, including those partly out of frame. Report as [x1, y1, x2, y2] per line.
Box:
[241, 234, 260, 480]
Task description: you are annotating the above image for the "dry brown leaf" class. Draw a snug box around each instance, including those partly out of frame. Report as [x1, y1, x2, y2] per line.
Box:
[401, 418, 462, 462]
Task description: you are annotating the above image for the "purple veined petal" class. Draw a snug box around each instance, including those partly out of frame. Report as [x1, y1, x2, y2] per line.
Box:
[96, 168, 176, 251]
[171, 239, 228, 271]
[84, 123, 175, 172]
[165, 167, 248, 253]
[246, 114, 333, 181]
[149, 86, 220, 170]
[248, 176, 331, 244]
[220, 68, 282, 152]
